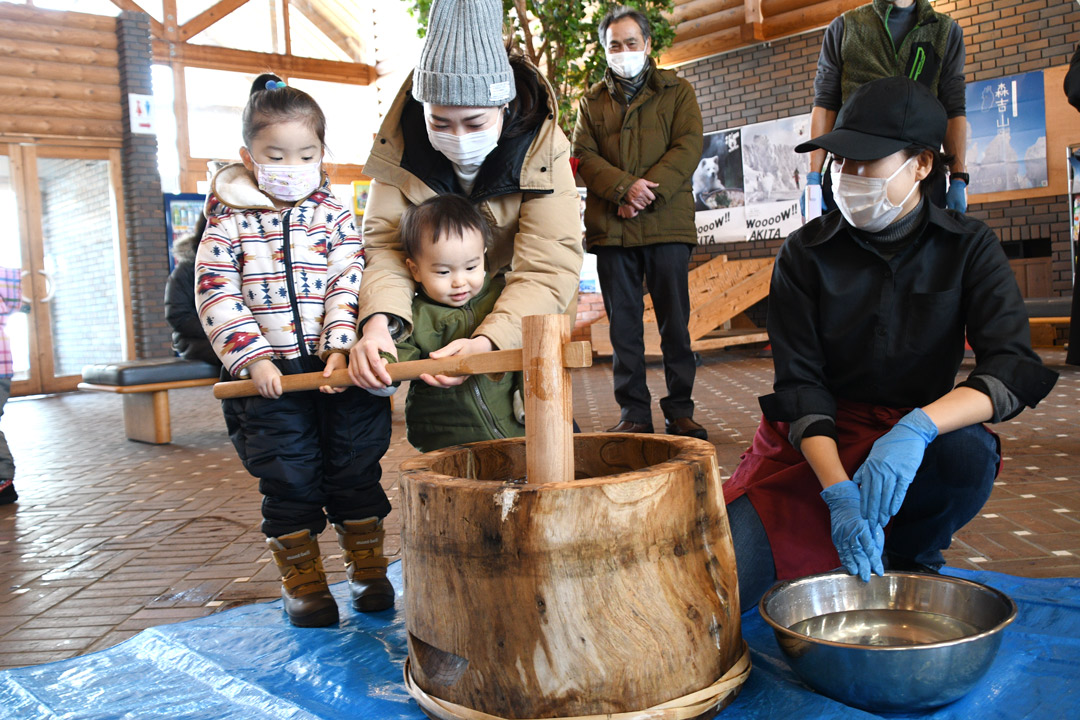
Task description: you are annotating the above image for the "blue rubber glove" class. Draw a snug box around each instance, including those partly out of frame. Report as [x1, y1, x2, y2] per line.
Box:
[945, 178, 967, 213]
[800, 171, 824, 217]
[853, 408, 939, 528]
[821, 480, 886, 582]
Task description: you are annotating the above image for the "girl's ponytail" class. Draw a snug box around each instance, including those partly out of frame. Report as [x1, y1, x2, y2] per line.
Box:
[250, 73, 286, 97]
[241, 72, 326, 148]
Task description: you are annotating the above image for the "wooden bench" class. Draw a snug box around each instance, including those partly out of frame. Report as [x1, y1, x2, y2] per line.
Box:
[79, 359, 220, 444]
[1024, 297, 1072, 348]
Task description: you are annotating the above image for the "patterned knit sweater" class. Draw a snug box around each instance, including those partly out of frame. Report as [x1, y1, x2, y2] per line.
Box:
[195, 163, 364, 376]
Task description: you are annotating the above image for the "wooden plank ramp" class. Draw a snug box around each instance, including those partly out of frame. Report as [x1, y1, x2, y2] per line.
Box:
[591, 254, 773, 358]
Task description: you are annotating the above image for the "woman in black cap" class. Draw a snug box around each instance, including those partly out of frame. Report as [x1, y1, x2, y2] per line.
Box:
[724, 76, 1059, 611]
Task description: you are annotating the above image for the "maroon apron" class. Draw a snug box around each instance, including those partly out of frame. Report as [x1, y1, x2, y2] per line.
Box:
[725, 400, 999, 580]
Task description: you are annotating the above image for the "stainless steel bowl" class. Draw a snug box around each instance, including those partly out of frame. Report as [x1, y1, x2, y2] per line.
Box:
[759, 571, 1016, 712]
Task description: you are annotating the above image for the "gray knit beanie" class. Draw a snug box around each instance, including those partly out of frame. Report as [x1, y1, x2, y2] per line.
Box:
[413, 0, 516, 107]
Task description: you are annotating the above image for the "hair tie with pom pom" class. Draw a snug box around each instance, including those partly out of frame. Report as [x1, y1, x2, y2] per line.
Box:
[264, 80, 286, 90]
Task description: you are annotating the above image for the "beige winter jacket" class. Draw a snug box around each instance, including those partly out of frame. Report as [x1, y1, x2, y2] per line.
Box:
[357, 64, 583, 352]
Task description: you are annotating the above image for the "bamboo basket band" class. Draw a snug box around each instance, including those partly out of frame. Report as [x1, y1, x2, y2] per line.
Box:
[403, 641, 752, 720]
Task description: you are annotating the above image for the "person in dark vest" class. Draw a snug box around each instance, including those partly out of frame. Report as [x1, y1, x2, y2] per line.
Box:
[725, 77, 1058, 612]
[572, 5, 707, 440]
[164, 212, 221, 368]
[806, 0, 969, 214]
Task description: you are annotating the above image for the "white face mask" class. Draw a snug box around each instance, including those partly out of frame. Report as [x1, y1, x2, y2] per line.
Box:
[607, 51, 647, 79]
[253, 161, 321, 202]
[426, 124, 500, 168]
[832, 156, 919, 233]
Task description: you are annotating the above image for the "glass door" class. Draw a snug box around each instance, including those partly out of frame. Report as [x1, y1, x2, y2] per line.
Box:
[0, 147, 37, 395]
[0, 144, 130, 396]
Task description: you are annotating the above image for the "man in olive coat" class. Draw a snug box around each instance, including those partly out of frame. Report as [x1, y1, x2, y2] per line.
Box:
[573, 5, 706, 439]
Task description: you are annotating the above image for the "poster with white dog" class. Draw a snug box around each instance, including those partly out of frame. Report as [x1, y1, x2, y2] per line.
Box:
[741, 114, 812, 242]
[693, 129, 745, 244]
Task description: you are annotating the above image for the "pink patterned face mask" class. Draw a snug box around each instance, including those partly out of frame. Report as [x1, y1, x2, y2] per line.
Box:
[254, 161, 322, 202]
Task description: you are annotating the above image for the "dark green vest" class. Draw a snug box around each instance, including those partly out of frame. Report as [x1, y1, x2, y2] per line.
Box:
[840, 0, 954, 104]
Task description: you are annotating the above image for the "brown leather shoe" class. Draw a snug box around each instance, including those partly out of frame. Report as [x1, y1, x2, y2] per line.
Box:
[606, 420, 654, 433]
[665, 416, 708, 440]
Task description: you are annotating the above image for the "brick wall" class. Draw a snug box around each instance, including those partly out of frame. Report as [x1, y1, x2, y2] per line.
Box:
[675, 0, 1080, 298]
[117, 12, 172, 358]
[37, 159, 123, 375]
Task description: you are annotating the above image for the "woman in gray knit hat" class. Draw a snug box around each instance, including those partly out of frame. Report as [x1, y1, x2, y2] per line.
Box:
[348, 0, 583, 395]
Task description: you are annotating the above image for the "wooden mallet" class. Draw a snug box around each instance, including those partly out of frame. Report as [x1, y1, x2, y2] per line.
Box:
[213, 315, 589, 484]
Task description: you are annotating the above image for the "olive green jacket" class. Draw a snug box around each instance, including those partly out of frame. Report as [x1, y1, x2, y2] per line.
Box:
[395, 277, 524, 453]
[840, 0, 954, 104]
[572, 61, 703, 249]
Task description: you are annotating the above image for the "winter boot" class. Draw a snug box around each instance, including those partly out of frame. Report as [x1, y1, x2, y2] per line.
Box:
[266, 530, 339, 627]
[0, 479, 15, 506]
[334, 518, 394, 612]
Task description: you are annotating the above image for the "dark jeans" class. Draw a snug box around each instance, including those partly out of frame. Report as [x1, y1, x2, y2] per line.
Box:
[729, 423, 1000, 612]
[594, 243, 695, 423]
[222, 357, 392, 538]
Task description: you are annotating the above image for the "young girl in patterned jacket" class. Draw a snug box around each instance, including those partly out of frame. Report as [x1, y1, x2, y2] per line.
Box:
[196, 74, 393, 628]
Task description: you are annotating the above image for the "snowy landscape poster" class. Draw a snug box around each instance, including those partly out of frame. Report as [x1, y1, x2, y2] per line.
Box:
[693, 128, 745, 244]
[740, 114, 812, 241]
[965, 71, 1048, 195]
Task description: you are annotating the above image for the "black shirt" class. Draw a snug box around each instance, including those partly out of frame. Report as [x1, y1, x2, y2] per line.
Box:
[760, 204, 1058, 423]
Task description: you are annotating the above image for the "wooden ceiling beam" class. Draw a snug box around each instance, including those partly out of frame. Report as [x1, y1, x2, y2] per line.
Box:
[179, 0, 251, 42]
[0, 19, 117, 49]
[289, 0, 366, 63]
[0, 3, 116, 31]
[0, 37, 119, 68]
[675, 7, 742, 44]
[0, 75, 122, 103]
[745, 0, 764, 24]
[660, 25, 744, 66]
[153, 40, 376, 85]
[668, 0, 738, 25]
[760, 0, 862, 40]
[663, 0, 865, 65]
[0, 57, 119, 85]
[108, 0, 166, 39]
[760, 0, 820, 16]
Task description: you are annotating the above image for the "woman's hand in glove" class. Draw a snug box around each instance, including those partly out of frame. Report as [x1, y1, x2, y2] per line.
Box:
[854, 408, 939, 527]
[821, 480, 885, 582]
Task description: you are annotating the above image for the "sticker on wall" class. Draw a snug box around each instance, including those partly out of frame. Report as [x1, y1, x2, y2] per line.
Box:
[127, 94, 155, 135]
[741, 114, 812, 242]
[694, 129, 745, 244]
[965, 71, 1048, 194]
[694, 114, 811, 244]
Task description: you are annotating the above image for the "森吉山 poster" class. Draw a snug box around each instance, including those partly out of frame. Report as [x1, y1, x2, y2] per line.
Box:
[965, 71, 1048, 195]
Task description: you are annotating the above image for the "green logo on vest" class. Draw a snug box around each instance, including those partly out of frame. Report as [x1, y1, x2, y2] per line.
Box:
[909, 47, 926, 82]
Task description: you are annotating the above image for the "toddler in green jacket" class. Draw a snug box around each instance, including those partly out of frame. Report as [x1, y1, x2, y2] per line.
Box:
[388, 194, 525, 452]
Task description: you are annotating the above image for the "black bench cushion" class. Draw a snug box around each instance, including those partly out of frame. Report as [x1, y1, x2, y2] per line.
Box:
[1024, 297, 1072, 318]
[82, 358, 220, 386]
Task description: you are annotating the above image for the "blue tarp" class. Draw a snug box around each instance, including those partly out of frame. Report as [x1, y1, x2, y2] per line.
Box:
[1, 564, 1077, 719]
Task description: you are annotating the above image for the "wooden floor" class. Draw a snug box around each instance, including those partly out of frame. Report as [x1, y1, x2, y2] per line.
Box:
[1, 347, 1078, 670]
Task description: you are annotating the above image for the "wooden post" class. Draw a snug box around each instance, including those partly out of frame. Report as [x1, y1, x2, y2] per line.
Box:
[522, 314, 573, 484]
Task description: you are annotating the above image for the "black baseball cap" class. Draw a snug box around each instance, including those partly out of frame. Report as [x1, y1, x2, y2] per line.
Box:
[795, 76, 947, 161]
